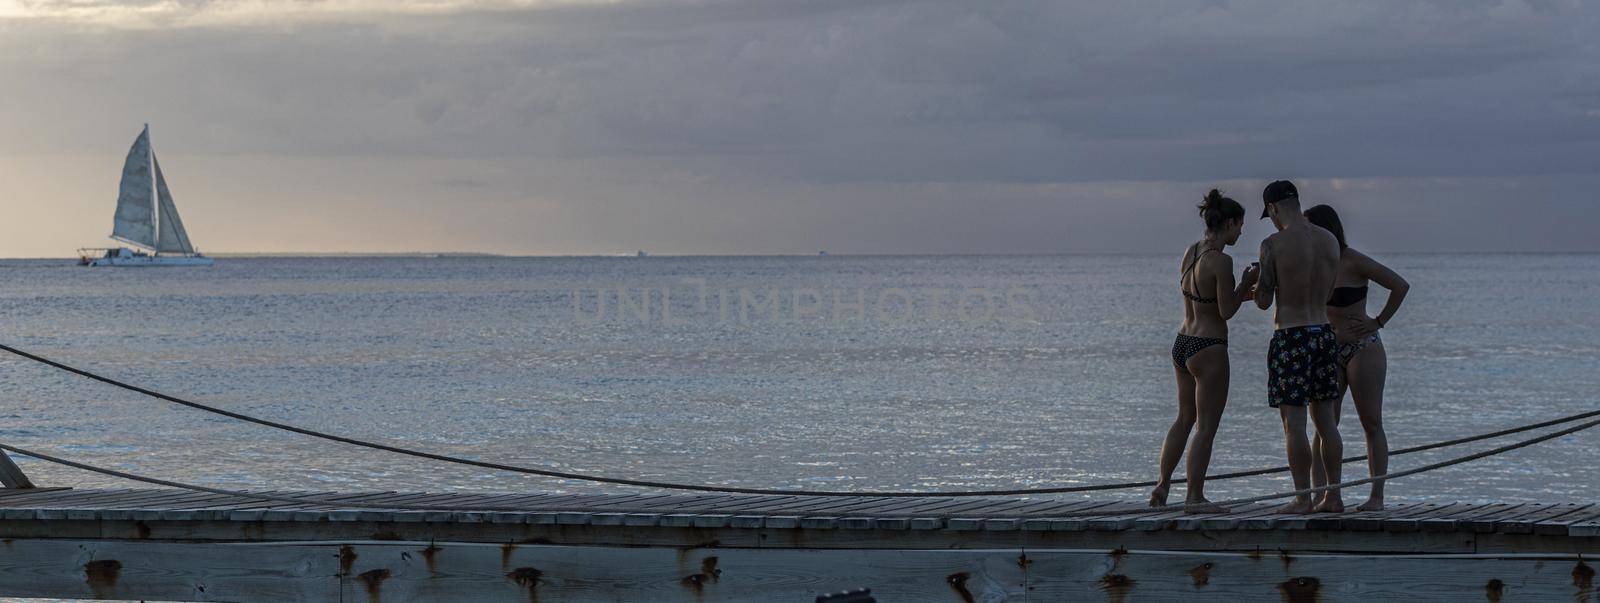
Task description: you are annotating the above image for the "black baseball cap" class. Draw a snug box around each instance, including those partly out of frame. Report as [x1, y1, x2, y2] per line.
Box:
[1261, 180, 1298, 219]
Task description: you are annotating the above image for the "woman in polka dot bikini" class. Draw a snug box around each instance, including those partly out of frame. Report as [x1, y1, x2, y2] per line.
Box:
[1150, 190, 1260, 513]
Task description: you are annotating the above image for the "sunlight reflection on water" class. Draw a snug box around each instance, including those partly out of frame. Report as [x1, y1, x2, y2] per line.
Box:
[1, 254, 1596, 504]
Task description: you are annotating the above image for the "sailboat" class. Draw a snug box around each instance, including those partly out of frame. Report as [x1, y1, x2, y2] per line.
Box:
[78, 124, 214, 267]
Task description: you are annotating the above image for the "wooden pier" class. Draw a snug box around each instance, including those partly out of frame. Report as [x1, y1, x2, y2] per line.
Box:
[0, 487, 1596, 601]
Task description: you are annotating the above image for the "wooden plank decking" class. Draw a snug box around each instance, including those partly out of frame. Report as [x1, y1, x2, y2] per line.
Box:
[1, 488, 1597, 601]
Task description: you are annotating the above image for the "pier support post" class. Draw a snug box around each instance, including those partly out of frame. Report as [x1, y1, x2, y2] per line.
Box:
[0, 449, 35, 489]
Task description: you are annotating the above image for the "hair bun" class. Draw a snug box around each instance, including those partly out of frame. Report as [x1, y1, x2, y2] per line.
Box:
[1196, 188, 1243, 231]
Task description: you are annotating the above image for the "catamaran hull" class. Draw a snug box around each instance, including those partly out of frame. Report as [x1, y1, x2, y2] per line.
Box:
[85, 256, 214, 267]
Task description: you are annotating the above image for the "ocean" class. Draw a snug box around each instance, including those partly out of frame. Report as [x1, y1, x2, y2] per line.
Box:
[2, 254, 1596, 503]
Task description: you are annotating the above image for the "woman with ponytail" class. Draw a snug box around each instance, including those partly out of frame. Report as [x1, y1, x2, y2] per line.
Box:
[1151, 189, 1258, 512]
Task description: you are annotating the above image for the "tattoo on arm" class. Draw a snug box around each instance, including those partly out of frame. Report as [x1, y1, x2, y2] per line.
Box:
[1255, 239, 1276, 309]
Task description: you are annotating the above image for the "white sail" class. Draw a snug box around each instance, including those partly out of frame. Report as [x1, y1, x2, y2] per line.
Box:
[111, 127, 156, 249]
[153, 155, 195, 254]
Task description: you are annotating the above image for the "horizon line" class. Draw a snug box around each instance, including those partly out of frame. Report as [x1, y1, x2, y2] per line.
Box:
[7, 249, 1600, 260]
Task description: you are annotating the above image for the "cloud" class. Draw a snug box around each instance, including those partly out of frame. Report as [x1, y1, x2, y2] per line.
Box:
[2, 0, 1598, 255]
[7, 0, 613, 26]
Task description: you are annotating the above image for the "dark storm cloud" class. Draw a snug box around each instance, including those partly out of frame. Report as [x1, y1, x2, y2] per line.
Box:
[2, 0, 1597, 254]
[8, 1, 1598, 176]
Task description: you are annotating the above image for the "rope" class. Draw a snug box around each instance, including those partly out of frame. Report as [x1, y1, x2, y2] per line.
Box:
[1175, 406, 1600, 487]
[4, 417, 1595, 515]
[4, 342, 1598, 497]
[1036, 417, 1600, 518]
[0, 443, 533, 512]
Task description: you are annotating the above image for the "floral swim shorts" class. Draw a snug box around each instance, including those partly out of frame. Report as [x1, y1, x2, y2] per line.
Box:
[1267, 324, 1339, 408]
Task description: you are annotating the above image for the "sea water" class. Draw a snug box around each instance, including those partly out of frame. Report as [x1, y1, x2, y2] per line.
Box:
[1, 254, 1596, 503]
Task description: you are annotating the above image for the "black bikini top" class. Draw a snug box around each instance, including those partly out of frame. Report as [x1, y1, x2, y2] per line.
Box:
[1181, 243, 1218, 304]
[1328, 285, 1368, 307]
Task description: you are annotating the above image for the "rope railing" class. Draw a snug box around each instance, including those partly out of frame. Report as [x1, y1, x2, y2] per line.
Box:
[3, 342, 1597, 498]
[4, 416, 1596, 514]
[0, 443, 576, 512]
[1059, 416, 1600, 518]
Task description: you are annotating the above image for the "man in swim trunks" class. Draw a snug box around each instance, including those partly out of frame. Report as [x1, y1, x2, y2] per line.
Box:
[1254, 180, 1345, 514]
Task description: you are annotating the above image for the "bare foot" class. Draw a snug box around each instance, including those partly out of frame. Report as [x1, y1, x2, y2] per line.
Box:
[1312, 496, 1346, 514]
[1316, 490, 1340, 507]
[1184, 498, 1227, 515]
[1275, 497, 1315, 514]
[1149, 483, 1170, 508]
[1354, 498, 1384, 512]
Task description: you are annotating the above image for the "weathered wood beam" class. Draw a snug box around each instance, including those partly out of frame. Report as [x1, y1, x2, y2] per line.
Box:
[0, 449, 34, 489]
[0, 539, 1595, 602]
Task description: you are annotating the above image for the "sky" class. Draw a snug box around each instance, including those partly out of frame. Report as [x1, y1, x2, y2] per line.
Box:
[1, 0, 1598, 256]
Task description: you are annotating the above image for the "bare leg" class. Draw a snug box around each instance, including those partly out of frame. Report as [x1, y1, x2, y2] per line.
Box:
[1309, 429, 1324, 509]
[1183, 346, 1229, 514]
[1311, 377, 1349, 506]
[1310, 430, 1324, 487]
[1152, 363, 1197, 507]
[1277, 405, 1315, 514]
[1309, 397, 1345, 513]
[1349, 343, 1389, 511]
